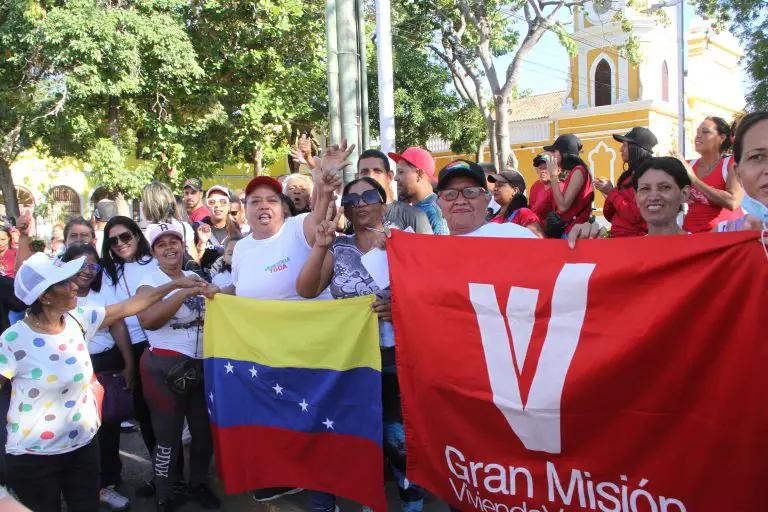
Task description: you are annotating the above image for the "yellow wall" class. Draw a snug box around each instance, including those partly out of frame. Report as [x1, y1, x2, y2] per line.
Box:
[569, 56, 580, 107]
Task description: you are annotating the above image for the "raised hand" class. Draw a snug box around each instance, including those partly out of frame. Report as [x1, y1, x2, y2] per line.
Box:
[196, 224, 212, 245]
[319, 139, 355, 178]
[315, 208, 342, 248]
[16, 213, 32, 237]
[319, 166, 345, 196]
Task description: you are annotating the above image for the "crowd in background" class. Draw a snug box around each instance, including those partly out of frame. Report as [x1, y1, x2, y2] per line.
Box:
[0, 109, 765, 512]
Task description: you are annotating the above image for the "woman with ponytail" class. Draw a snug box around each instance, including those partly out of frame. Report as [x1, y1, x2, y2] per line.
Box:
[594, 127, 658, 237]
[683, 116, 744, 232]
[541, 134, 594, 238]
[487, 171, 545, 237]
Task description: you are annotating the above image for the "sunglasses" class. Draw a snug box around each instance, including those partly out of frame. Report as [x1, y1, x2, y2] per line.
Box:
[80, 263, 102, 273]
[207, 198, 230, 207]
[341, 189, 383, 208]
[108, 232, 134, 247]
[438, 186, 485, 202]
[228, 211, 239, 217]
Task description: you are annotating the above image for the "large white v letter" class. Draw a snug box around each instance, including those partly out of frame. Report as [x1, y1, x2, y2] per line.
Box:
[469, 263, 595, 454]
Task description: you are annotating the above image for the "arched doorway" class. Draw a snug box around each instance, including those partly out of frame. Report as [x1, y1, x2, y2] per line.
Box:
[0, 187, 36, 219]
[47, 186, 82, 224]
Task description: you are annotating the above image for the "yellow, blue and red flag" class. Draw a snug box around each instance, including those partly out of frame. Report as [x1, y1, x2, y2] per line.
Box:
[203, 294, 385, 510]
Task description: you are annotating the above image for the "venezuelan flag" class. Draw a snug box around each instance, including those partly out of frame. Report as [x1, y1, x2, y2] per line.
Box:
[203, 294, 385, 510]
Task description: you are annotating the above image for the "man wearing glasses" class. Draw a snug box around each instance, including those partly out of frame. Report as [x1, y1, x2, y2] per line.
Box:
[436, 160, 537, 239]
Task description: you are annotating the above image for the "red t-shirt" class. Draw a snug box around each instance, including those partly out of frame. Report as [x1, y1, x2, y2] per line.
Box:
[491, 207, 540, 227]
[0, 249, 16, 278]
[188, 205, 211, 223]
[558, 166, 593, 234]
[683, 157, 741, 233]
[529, 180, 556, 220]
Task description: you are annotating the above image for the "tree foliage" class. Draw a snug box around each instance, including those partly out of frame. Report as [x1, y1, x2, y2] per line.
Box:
[691, 0, 768, 109]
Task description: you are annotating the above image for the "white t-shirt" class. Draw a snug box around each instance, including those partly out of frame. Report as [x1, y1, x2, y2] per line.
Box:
[101, 259, 159, 344]
[212, 270, 233, 289]
[138, 270, 205, 358]
[232, 213, 332, 300]
[460, 222, 538, 239]
[0, 306, 106, 455]
[77, 291, 115, 355]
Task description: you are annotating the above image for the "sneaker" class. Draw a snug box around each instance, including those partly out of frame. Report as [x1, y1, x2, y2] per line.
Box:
[120, 421, 138, 433]
[189, 484, 221, 510]
[251, 487, 304, 502]
[100, 486, 130, 510]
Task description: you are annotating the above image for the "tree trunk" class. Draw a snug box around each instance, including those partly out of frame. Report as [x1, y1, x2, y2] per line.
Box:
[486, 117, 499, 170]
[108, 96, 120, 146]
[0, 157, 20, 220]
[252, 146, 263, 176]
[495, 96, 511, 172]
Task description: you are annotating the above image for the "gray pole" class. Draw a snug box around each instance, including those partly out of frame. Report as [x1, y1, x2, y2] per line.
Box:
[326, 0, 341, 144]
[336, 0, 361, 183]
[676, 0, 686, 156]
[356, 0, 370, 151]
[375, 0, 396, 156]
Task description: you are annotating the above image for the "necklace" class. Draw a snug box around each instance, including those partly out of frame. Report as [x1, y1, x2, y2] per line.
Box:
[695, 158, 719, 178]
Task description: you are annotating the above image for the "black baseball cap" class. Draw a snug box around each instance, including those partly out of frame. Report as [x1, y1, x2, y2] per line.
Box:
[183, 178, 203, 191]
[487, 171, 527, 193]
[543, 134, 583, 155]
[533, 152, 551, 167]
[613, 127, 658, 153]
[436, 159, 487, 191]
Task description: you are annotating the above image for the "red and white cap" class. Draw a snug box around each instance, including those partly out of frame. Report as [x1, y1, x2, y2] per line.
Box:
[146, 222, 184, 248]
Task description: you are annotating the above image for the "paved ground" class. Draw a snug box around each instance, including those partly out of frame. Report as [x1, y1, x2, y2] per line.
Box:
[118, 426, 449, 512]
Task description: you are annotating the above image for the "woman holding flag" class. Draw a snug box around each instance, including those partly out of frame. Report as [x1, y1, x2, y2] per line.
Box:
[297, 176, 423, 512]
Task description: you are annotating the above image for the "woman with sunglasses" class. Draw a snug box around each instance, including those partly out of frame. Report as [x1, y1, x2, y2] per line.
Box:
[296, 176, 423, 512]
[136, 223, 220, 511]
[0, 251, 203, 512]
[61, 244, 133, 510]
[100, 216, 161, 475]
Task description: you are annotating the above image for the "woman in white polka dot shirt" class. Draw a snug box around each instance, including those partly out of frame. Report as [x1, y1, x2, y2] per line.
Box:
[0, 253, 205, 512]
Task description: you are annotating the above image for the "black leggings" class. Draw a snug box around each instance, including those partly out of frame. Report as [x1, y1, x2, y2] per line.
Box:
[141, 349, 213, 501]
[90, 345, 126, 488]
[132, 341, 157, 453]
[7, 436, 100, 512]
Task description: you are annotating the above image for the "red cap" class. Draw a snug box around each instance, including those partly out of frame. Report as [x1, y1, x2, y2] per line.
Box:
[388, 147, 436, 182]
[245, 176, 282, 198]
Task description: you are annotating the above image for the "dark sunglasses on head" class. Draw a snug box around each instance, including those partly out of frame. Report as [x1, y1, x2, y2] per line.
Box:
[341, 189, 383, 208]
[108, 232, 133, 247]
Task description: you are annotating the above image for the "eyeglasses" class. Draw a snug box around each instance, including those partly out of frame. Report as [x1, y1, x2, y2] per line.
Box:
[341, 189, 383, 208]
[108, 232, 133, 247]
[80, 263, 102, 273]
[438, 187, 485, 201]
[207, 198, 230, 207]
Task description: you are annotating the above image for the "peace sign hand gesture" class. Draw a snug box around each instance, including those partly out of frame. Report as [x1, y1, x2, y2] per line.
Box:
[315, 208, 342, 248]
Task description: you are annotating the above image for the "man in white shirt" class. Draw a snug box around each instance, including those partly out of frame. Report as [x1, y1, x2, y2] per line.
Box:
[435, 159, 538, 239]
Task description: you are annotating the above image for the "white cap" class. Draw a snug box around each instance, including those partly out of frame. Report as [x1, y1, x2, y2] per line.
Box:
[15, 253, 86, 306]
[146, 222, 184, 248]
[205, 185, 231, 202]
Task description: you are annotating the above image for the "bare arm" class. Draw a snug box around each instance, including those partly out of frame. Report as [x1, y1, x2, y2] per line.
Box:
[688, 160, 744, 210]
[13, 213, 34, 273]
[551, 169, 585, 213]
[108, 320, 135, 391]
[296, 245, 334, 298]
[102, 275, 203, 328]
[527, 221, 545, 238]
[136, 286, 197, 331]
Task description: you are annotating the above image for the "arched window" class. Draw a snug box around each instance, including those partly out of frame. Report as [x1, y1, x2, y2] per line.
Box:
[91, 187, 116, 206]
[594, 59, 612, 107]
[0, 187, 36, 218]
[47, 186, 81, 224]
[661, 61, 669, 102]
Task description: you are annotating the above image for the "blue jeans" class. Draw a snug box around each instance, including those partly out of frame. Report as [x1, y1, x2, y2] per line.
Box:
[311, 491, 337, 512]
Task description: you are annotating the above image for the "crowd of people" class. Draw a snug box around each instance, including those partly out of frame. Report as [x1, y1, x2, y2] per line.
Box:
[0, 110, 765, 512]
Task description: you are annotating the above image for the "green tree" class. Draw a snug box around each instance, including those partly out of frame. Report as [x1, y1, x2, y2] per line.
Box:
[691, 0, 768, 109]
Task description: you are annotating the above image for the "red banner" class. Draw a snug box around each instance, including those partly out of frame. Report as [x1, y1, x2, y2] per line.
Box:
[389, 231, 767, 512]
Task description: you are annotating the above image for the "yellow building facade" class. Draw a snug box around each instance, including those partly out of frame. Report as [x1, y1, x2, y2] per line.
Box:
[430, 2, 744, 215]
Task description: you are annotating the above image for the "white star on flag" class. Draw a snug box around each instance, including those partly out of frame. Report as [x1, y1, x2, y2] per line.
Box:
[249, 366, 258, 378]
[299, 399, 309, 412]
[323, 418, 334, 430]
[209, 392, 214, 403]
[224, 361, 234, 374]
[273, 383, 284, 395]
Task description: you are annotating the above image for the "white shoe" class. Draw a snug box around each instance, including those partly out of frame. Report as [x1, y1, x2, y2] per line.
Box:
[99, 486, 130, 511]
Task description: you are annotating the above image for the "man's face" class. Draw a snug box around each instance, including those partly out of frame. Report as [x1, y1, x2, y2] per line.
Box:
[358, 157, 392, 197]
[285, 180, 311, 212]
[437, 176, 489, 235]
[394, 161, 420, 201]
[184, 187, 203, 210]
[206, 192, 230, 222]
